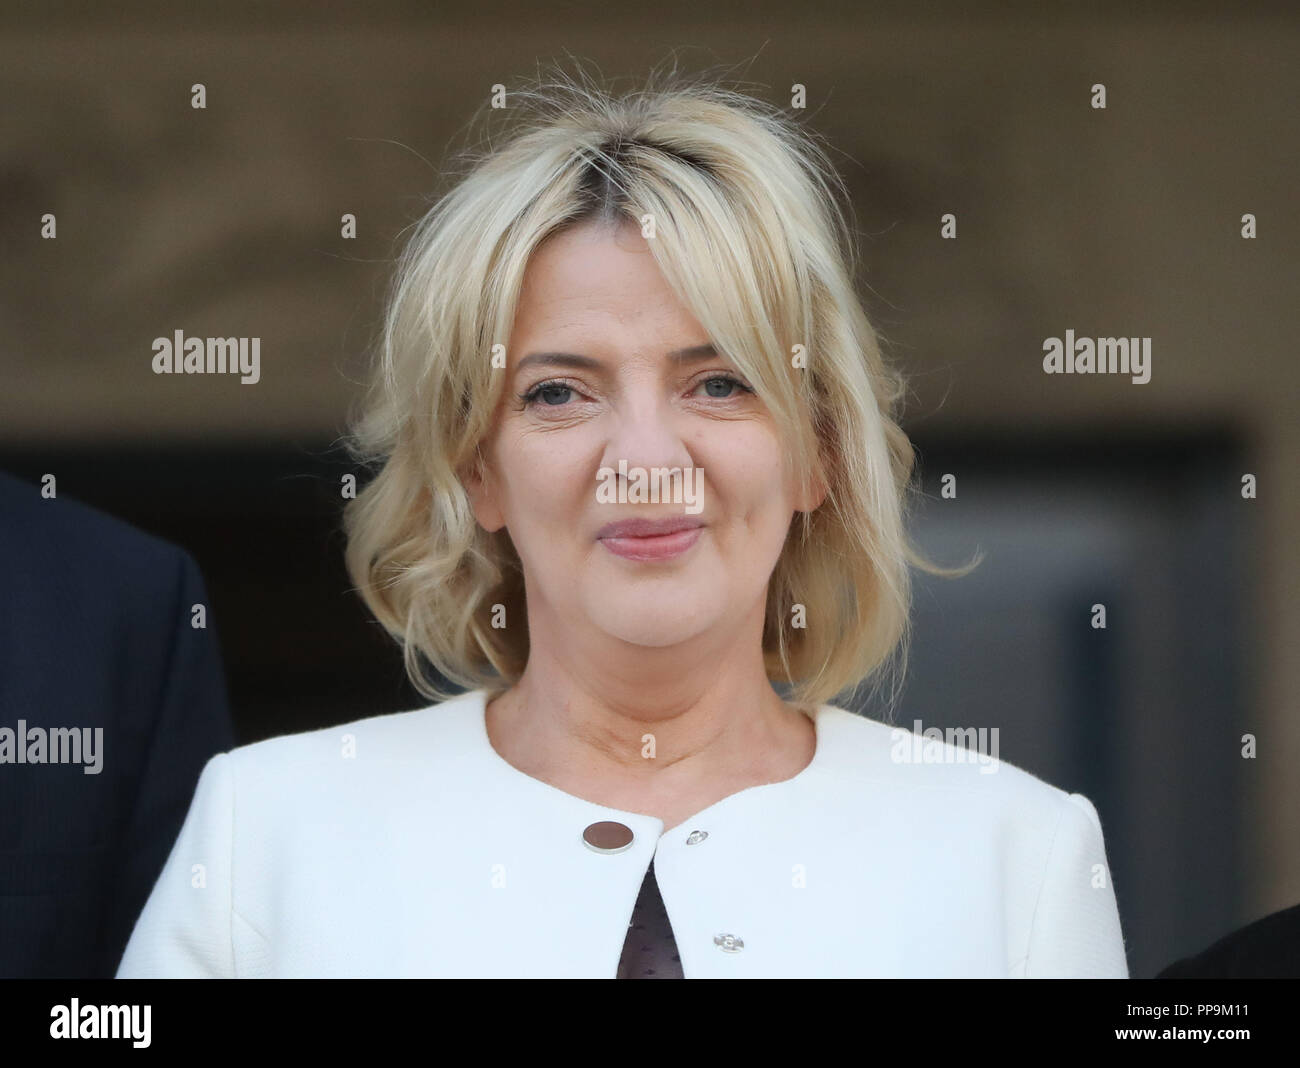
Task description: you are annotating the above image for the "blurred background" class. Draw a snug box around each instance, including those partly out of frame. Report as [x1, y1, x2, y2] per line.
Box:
[1, 1, 1296, 979]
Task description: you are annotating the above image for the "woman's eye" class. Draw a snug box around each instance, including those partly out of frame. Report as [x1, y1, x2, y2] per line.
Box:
[520, 374, 752, 410]
[696, 374, 753, 399]
[521, 382, 575, 407]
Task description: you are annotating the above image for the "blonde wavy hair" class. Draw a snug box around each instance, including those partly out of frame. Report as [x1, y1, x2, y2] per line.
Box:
[343, 64, 971, 715]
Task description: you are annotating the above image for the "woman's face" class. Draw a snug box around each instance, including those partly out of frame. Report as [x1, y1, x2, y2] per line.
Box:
[466, 217, 823, 657]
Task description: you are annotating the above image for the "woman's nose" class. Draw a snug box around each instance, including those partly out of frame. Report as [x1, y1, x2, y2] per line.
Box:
[598, 400, 696, 477]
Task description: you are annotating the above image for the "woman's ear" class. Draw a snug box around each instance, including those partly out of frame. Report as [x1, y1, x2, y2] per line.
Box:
[794, 446, 831, 514]
[795, 472, 829, 514]
[460, 449, 506, 533]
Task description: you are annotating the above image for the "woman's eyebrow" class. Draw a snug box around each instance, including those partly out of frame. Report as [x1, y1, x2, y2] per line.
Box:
[513, 343, 720, 377]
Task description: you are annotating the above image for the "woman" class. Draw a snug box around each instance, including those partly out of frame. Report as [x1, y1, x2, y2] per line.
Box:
[115, 71, 1128, 978]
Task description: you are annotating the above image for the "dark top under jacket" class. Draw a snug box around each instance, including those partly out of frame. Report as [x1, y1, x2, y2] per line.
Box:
[617, 856, 684, 979]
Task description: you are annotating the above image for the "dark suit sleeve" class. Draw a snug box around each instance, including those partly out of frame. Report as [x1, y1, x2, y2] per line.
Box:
[101, 548, 236, 976]
[1155, 902, 1300, 978]
[0, 470, 235, 978]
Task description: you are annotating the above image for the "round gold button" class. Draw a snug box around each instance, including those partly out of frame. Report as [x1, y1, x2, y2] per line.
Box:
[582, 820, 634, 854]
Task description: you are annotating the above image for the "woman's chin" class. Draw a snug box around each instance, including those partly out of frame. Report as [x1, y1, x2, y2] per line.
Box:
[587, 606, 718, 649]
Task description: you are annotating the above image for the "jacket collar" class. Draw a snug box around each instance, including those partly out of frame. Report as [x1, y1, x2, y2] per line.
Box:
[447, 687, 848, 837]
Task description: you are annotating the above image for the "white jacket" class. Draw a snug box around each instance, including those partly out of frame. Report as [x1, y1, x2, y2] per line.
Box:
[115, 688, 1128, 978]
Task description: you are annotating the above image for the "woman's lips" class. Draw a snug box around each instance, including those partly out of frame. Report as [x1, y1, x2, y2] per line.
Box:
[598, 526, 703, 561]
